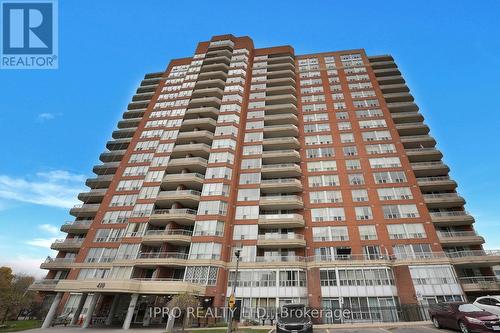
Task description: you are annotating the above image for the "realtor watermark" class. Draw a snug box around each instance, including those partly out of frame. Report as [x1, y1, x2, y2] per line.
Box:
[148, 306, 353, 321]
[1, 0, 58, 69]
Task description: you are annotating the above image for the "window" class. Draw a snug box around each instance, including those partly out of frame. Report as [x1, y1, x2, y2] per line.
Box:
[138, 187, 159, 199]
[237, 188, 260, 201]
[233, 225, 258, 240]
[345, 159, 361, 170]
[198, 201, 228, 215]
[305, 135, 333, 145]
[377, 187, 413, 200]
[244, 132, 263, 142]
[356, 109, 383, 118]
[362, 130, 392, 142]
[193, 220, 224, 237]
[307, 161, 337, 172]
[355, 206, 373, 220]
[374, 171, 407, 184]
[306, 147, 334, 158]
[366, 144, 396, 154]
[144, 170, 163, 182]
[359, 119, 387, 129]
[304, 123, 330, 133]
[393, 244, 432, 259]
[110, 194, 138, 207]
[351, 189, 369, 202]
[116, 244, 139, 260]
[313, 226, 349, 241]
[242, 145, 262, 156]
[206, 167, 232, 180]
[383, 204, 420, 219]
[131, 203, 153, 217]
[338, 122, 352, 130]
[94, 228, 124, 242]
[348, 173, 365, 185]
[239, 173, 260, 184]
[85, 248, 117, 263]
[340, 133, 355, 143]
[369, 157, 402, 168]
[201, 183, 230, 196]
[309, 190, 342, 203]
[311, 207, 346, 221]
[235, 206, 259, 219]
[189, 242, 222, 260]
[387, 223, 427, 239]
[209, 152, 234, 164]
[359, 225, 377, 240]
[102, 210, 131, 224]
[308, 174, 340, 187]
[343, 146, 358, 156]
[241, 158, 261, 169]
[212, 139, 237, 150]
[215, 126, 238, 137]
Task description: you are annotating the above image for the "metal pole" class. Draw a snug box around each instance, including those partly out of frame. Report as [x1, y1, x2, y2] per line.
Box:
[227, 250, 240, 333]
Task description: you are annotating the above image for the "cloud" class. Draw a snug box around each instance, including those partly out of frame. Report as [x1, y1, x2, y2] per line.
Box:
[0, 255, 48, 279]
[39, 224, 60, 235]
[25, 238, 58, 248]
[37, 112, 61, 122]
[0, 169, 87, 209]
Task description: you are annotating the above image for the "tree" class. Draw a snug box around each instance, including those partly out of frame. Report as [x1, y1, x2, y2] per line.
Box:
[167, 294, 199, 332]
[0, 267, 36, 324]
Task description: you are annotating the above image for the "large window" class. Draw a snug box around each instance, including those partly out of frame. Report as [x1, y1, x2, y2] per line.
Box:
[382, 204, 420, 219]
[387, 223, 427, 239]
[189, 242, 222, 260]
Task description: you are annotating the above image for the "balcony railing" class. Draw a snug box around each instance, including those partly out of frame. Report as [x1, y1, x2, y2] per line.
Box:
[423, 193, 462, 199]
[392, 252, 449, 260]
[257, 234, 304, 240]
[238, 255, 306, 263]
[44, 257, 75, 264]
[308, 254, 391, 261]
[137, 252, 189, 260]
[259, 213, 302, 220]
[417, 176, 451, 182]
[437, 231, 479, 238]
[31, 279, 60, 286]
[63, 220, 92, 227]
[261, 178, 300, 184]
[429, 211, 471, 218]
[262, 163, 298, 169]
[152, 208, 197, 215]
[261, 195, 302, 201]
[53, 238, 84, 245]
[144, 229, 193, 237]
[446, 250, 500, 258]
[459, 276, 500, 284]
[159, 190, 201, 196]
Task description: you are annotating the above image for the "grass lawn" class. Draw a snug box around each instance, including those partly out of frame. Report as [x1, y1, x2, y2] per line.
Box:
[0, 320, 42, 332]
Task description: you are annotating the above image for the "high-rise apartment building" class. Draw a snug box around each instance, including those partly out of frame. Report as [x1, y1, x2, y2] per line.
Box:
[32, 34, 500, 328]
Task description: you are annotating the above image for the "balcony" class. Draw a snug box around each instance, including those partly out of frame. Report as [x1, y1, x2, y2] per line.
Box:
[180, 118, 217, 132]
[267, 55, 294, 65]
[417, 176, 457, 191]
[199, 63, 229, 73]
[156, 190, 201, 209]
[261, 163, 302, 178]
[411, 161, 450, 177]
[106, 138, 132, 150]
[265, 85, 296, 96]
[263, 137, 300, 150]
[194, 78, 225, 90]
[447, 250, 500, 266]
[263, 124, 299, 137]
[265, 94, 297, 105]
[262, 149, 300, 163]
[266, 77, 296, 88]
[61, 220, 92, 233]
[401, 135, 436, 148]
[260, 195, 303, 210]
[118, 117, 141, 129]
[135, 252, 189, 267]
[423, 193, 466, 208]
[459, 277, 500, 292]
[191, 87, 224, 99]
[162, 173, 205, 191]
[391, 111, 424, 123]
[184, 106, 219, 120]
[378, 83, 409, 94]
[197, 70, 228, 81]
[40, 257, 75, 269]
[202, 55, 231, 66]
[437, 231, 485, 246]
[308, 254, 391, 264]
[395, 122, 429, 135]
[29, 279, 60, 291]
[373, 67, 401, 77]
[260, 178, 303, 193]
[166, 157, 208, 173]
[93, 161, 120, 176]
[112, 127, 136, 139]
[264, 113, 299, 126]
[142, 229, 193, 246]
[387, 102, 419, 113]
[86, 174, 113, 189]
[266, 62, 295, 72]
[149, 209, 197, 226]
[405, 147, 443, 162]
[383, 92, 414, 103]
[51, 238, 84, 251]
[264, 103, 298, 115]
[266, 69, 295, 80]
[236, 255, 306, 268]
[176, 130, 214, 145]
[258, 214, 305, 228]
[78, 188, 107, 203]
[123, 108, 146, 119]
[430, 211, 475, 226]
[171, 143, 211, 159]
[70, 204, 100, 217]
[188, 96, 222, 109]
[205, 48, 232, 58]
[375, 75, 405, 85]
[99, 150, 126, 163]
[257, 234, 306, 248]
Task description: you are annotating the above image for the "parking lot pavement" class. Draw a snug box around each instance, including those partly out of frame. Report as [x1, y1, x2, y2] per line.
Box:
[314, 324, 456, 333]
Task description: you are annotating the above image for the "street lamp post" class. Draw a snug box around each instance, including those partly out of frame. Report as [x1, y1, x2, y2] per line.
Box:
[227, 250, 241, 333]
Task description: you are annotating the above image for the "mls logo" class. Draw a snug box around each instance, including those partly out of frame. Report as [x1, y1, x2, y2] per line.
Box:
[1, 0, 58, 69]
